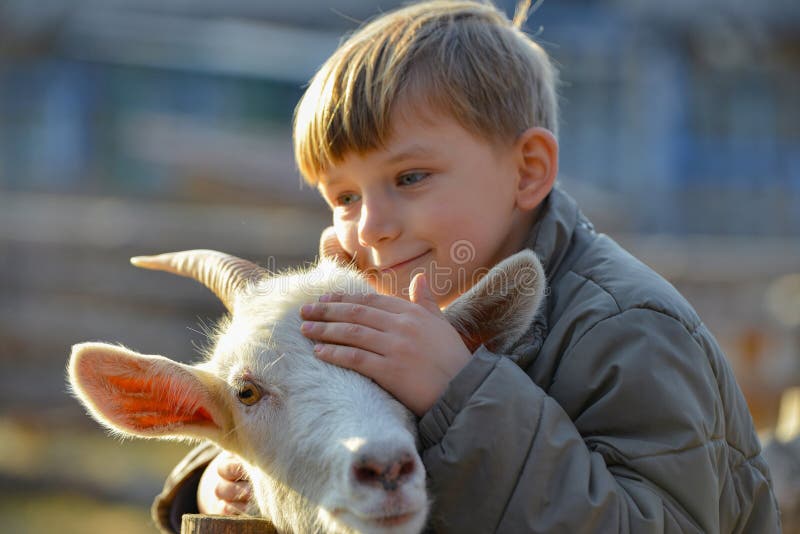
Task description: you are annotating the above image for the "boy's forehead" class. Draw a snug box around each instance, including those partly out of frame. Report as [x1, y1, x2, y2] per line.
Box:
[316, 106, 508, 185]
[315, 100, 471, 184]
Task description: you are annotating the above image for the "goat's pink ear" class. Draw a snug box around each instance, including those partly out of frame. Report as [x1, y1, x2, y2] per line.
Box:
[444, 250, 546, 353]
[68, 343, 228, 442]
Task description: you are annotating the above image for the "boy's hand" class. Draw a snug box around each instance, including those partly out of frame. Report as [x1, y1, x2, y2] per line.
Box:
[197, 452, 253, 516]
[300, 273, 472, 416]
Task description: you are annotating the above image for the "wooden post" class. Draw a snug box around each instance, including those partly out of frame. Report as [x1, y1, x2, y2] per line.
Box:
[181, 514, 279, 534]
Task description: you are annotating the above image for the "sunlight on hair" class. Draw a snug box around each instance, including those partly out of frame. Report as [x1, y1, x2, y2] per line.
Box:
[512, 0, 541, 28]
[341, 436, 368, 452]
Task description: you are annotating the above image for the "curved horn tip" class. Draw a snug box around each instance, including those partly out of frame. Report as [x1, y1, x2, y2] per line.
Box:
[130, 255, 160, 269]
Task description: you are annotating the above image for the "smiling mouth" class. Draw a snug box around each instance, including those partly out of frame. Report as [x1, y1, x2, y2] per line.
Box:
[379, 251, 431, 273]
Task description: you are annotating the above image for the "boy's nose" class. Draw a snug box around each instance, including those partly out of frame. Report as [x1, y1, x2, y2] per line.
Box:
[357, 197, 401, 247]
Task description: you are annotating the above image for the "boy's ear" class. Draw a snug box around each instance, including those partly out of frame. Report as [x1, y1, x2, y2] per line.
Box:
[444, 250, 546, 353]
[514, 127, 559, 211]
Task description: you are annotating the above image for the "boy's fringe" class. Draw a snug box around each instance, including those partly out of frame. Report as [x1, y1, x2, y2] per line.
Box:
[294, 0, 560, 183]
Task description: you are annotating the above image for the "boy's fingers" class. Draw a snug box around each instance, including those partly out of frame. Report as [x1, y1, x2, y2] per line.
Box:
[217, 454, 249, 481]
[300, 301, 394, 331]
[302, 321, 388, 353]
[215, 479, 253, 503]
[319, 291, 409, 314]
[409, 273, 442, 315]
[222, 502, 249, 516]
[314, 343, 383, 379]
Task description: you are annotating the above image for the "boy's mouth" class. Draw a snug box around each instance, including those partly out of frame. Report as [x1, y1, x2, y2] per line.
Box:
[377, 250, 431, 273]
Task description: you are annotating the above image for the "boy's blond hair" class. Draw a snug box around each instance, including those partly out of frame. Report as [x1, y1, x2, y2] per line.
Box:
[293, 0, 558, 184]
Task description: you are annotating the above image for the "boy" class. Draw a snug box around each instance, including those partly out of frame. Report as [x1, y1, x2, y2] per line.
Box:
[154, 1, 781, 532]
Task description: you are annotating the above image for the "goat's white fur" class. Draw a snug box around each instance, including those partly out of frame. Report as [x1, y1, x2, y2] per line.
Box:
[68, 251, 545, 534]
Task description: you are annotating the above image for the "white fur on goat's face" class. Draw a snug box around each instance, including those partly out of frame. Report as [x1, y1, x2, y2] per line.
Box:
[202, 265, 427, 533]
[68, 250, 545, 534]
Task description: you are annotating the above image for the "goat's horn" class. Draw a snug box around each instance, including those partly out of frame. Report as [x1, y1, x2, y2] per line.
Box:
[130, 250, 265, 312]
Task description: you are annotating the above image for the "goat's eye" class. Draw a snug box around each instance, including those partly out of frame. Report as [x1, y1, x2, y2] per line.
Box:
[237, 381, 262, 406]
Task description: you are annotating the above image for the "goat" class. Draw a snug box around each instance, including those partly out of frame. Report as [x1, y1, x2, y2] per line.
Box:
[68, 249, 545, 533]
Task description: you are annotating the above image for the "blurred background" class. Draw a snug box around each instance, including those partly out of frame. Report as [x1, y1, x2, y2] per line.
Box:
[0, 0, 798, 532]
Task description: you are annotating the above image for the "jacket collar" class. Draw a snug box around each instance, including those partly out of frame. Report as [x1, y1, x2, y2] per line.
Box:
[523, 185, 585, 280]
[506, 186, 588, 364]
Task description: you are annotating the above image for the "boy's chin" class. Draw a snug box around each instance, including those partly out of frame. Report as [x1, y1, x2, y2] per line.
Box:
[369, 278, 412, 301]
[368, 275, 457, 308]
[365, 271, 408, 298]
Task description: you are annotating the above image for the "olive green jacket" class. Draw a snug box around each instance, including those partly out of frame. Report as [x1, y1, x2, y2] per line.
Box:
[154, 187, 780, 533]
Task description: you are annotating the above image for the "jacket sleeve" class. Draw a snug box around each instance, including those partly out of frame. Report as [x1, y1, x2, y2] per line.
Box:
[418, 308, 779, 533]
[151, 442, 221, 533]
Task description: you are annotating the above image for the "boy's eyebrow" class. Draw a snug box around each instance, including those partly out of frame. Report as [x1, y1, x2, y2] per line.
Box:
[383, 144, 435, 165]
[317, 176, 339, 188]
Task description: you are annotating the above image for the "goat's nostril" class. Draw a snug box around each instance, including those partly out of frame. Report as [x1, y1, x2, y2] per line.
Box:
[398, 457, 415, 478]
[353, 461, 383, 486]
[352, 454, 416, 491]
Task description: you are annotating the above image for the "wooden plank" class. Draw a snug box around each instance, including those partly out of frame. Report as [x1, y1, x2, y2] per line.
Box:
[181, 514, 279, 534]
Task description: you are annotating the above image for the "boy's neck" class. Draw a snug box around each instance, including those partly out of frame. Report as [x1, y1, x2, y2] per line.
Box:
[504, 204, 542, 260]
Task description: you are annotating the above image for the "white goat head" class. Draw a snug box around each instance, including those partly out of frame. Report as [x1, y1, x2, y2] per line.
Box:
[68, 249, 545, 534]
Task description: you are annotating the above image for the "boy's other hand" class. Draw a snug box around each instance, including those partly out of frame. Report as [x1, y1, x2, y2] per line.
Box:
[300, 273, 472, 416]
[319, 226, 352, 264]
[197, 451, 253, 516]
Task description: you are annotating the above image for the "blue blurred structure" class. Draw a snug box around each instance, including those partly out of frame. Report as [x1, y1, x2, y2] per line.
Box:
[0, 0, 797, 234]
[544, 0, 800, 236]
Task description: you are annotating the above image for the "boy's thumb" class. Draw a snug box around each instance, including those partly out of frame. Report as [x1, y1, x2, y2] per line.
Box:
[319, 226, 352, 265]
[410, 273, 441, 314]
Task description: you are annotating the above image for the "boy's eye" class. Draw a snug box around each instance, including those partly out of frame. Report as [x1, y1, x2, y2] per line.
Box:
[336, 192, 361, 207]
[397, 172, 428, 186]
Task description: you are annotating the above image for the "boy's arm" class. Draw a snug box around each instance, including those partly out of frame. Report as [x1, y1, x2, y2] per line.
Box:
[153, 446, 254, 533]
[419, 308, 779, 533]
[152, 442, 221, 533]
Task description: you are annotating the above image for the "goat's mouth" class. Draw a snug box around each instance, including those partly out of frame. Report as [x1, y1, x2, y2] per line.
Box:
[368, 511, 417, 527]
[328, 506, 426, 533]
